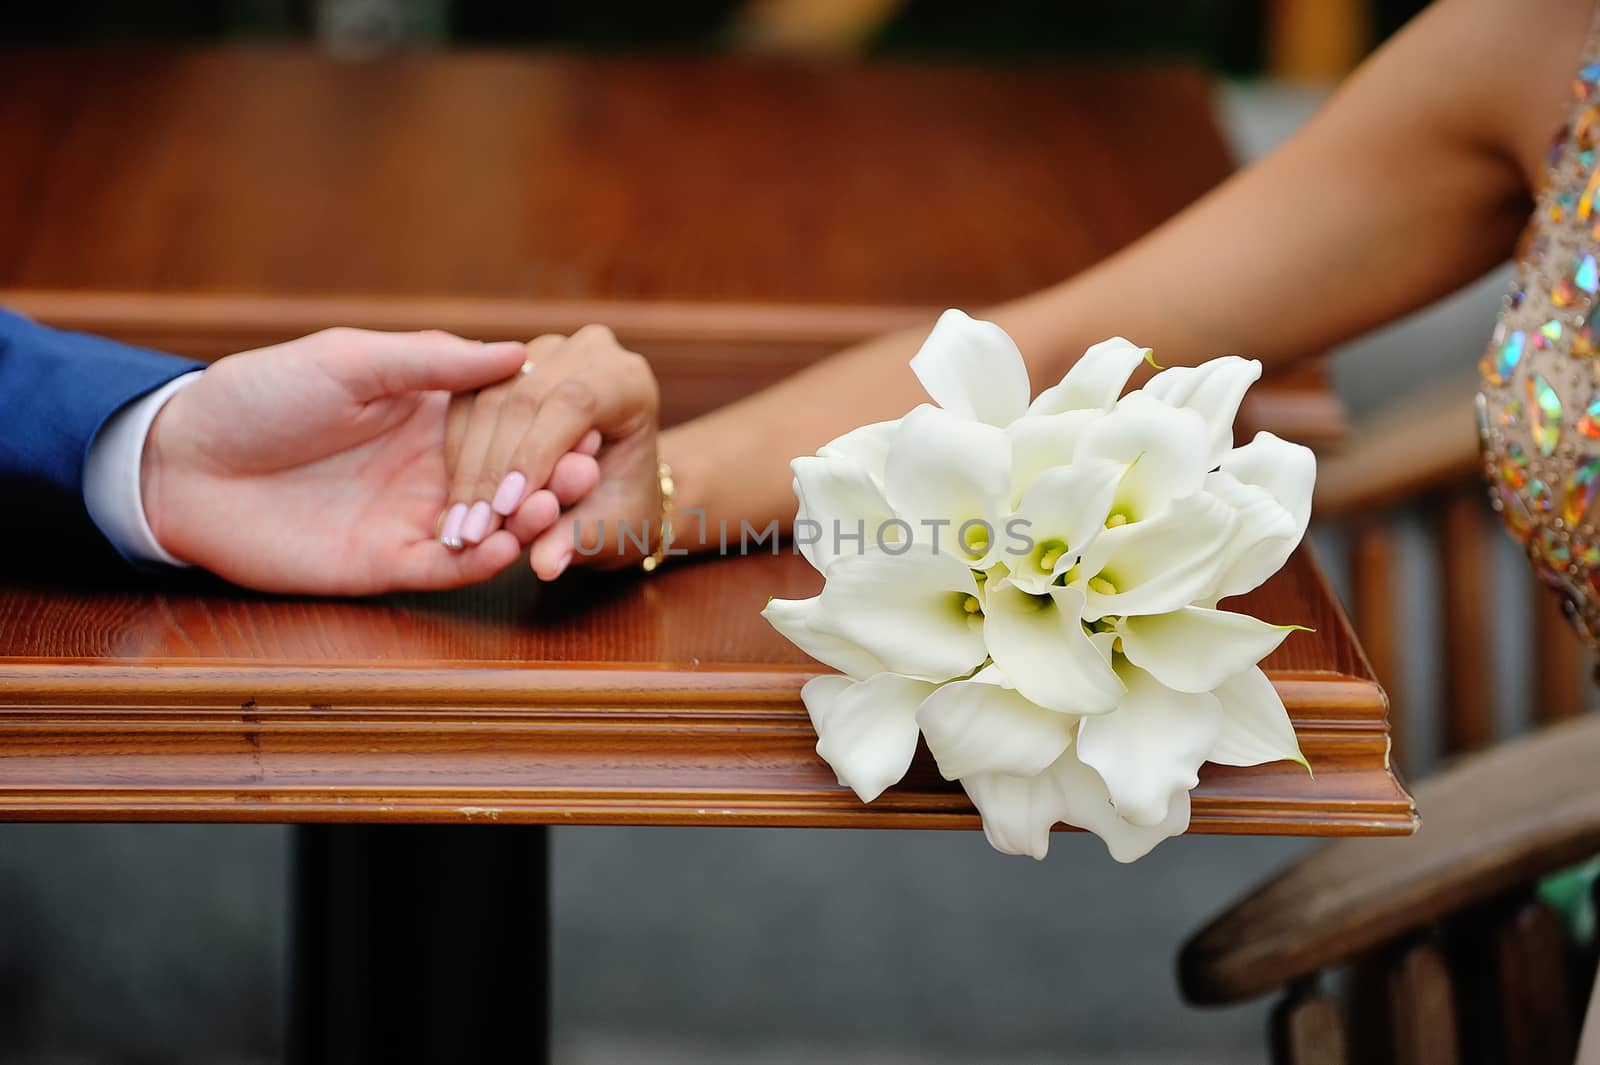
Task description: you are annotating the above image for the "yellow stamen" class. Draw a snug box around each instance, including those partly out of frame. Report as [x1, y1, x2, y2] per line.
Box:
[1105, 513, 1129, 528]
[1039, 547, 1063, 571]
[962, 595, 983, 615]
[1088, 576, 1117, 596]
[962, 526, 990, 554]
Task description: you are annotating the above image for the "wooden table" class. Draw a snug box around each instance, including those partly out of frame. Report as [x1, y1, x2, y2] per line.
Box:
[0, 47, 1406, 1064]
[0, 45, 1343, 441]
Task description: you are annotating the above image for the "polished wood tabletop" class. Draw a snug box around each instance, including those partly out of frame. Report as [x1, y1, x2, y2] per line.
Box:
[0, 47, 1405, 834]
[0, 546, 1412, 834]
[0, 45, 1340, 437]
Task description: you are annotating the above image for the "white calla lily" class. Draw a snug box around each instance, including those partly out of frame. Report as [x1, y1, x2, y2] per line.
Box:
[883, 404, 1013, 566]
[811, 548, 988, 683]
[1072, 490, 1238, 621]
[1208, 666, 1309, 770]
[1140, 356, 1263, 465]
[1204, 432, 1317, 602]
[916, 671, 1078, 780]
[817, 419, 900, 485]
[1074, 667, 1223, 826]
[1004, 459, 1124, 593]
[791, 454, 897, 573]
[761, 595, 888, 681]
[909, 308, 1032, 427]
[803, 673, 937, 802]
[962, 748, 1192, 862]
[1226, 430, 1314, 531]
[1115, 606, 1297, 694]
[1075, 392, 1212, 522]
[1006, 408, 1101, 504]
[982, 580, 1124, 714]
[1028, 336, 1150, 416]
[765, 312, 1319, 862]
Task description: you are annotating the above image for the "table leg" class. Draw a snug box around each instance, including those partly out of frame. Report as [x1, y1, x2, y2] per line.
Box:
[288, 824, 550, 1065]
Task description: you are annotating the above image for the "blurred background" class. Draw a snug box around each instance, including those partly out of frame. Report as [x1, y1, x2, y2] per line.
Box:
[2, 1, 1585, 1063]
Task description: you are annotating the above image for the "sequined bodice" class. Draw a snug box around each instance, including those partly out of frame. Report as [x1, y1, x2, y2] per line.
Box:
[1478, 40, 1600, 643]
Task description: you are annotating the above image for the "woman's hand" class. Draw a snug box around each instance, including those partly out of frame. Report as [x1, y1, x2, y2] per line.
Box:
[144, 328, 541, 595]
[441, 324, 663, 579]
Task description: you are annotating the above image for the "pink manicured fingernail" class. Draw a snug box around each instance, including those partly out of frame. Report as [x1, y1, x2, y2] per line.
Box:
[440, 504, 468, 549]
[461, 501, 493, 544]
[551, 551, 574, 578]
[577, 430, 602, 456]
[491, 471, 527, 516]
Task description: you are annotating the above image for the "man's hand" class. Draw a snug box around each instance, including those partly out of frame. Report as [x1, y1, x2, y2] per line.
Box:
[140, 328, 540, 595]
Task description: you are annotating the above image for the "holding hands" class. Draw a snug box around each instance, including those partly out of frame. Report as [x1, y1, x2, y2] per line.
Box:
[139, 324, 660, 596]
[439, 324, 665, 580]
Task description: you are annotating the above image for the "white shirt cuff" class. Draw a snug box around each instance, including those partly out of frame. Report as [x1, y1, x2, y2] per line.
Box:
[84, 371, 203, 568]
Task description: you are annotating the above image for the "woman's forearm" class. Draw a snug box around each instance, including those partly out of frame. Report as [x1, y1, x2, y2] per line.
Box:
[661, 0, 1580, 548]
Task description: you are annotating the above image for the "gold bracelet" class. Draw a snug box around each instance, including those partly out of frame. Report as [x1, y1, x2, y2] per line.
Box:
[641, 459, 675, 573]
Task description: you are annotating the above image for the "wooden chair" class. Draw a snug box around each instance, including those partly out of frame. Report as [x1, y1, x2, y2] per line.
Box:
[1180, 712, 1600, 1065]
[1315, 383, 1593, 775]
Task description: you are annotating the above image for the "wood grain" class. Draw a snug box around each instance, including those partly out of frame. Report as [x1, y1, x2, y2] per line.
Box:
[1180, 713, 1600, 1005]
[0, 46, 1343, 440]
[0, 547, 1412, 831]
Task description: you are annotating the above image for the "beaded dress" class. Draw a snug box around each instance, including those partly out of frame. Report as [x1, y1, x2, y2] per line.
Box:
[1478, 40, 1600, 645]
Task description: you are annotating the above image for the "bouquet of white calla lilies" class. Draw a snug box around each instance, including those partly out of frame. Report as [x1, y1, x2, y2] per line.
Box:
[762, 309, 1316, 862]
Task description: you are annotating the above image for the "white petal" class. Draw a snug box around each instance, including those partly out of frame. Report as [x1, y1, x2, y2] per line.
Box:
[916, 677, 1077, 780]
[982, 580, 1124, 714]
[962, 748, 1191, 862]
[1141, 356, 1263, 465]
[1029, 337, 1150, 415]
[1075, 392, 1211, 521]
[1006, 408, 1100, 504]
[762, 595, 888, 681]
[909, 309, 1031, 427]
[818, 419, 899, 485]
[1051, 753, 1193, 863]
[1116, 606, 1295, 694]
[803, 673, 936, 802]
[813, 548, 987, 683]
[1075, 668, 1222, 826]
[883, 404, 1013, 566]
[1208, 666, 1308, 770]
[791, 455, 896, 572]
[1224, 431, 1315, 529]
[960, 764, 1063, 860]
[1075, 491, 1237, 620]
[1200, 472, 1299, 606]
[1204, 432, 1316, 601]
[1003, 459, 1124, 593]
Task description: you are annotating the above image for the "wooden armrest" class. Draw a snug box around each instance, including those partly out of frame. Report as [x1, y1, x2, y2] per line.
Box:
[1312, 380, 1483, 518]
[1179, 713, 1600, 1006]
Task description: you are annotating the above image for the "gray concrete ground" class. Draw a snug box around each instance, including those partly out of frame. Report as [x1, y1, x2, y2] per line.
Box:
[0, 83, 1532, 1064]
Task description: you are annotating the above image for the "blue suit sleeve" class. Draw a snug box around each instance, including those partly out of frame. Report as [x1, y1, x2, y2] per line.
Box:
[0, 308, 203, 501]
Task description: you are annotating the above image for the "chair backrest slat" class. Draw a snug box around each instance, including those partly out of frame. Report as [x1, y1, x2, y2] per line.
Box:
[1387, 940, 1461, 1065]
[1495, 900, 1575, 1065]
[1272, 983, 1351, 1065]
[1439, 489, 1496, 756]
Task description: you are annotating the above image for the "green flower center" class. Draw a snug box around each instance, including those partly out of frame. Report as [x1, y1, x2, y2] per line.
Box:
[961, 523, 990, 556]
